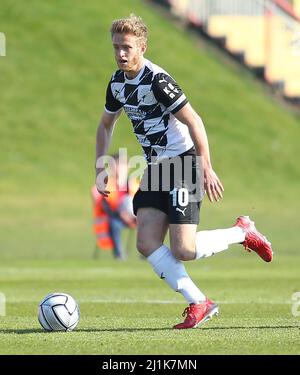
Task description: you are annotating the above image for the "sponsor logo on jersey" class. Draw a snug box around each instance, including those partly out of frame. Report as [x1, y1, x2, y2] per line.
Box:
[124, 106, 147, 120]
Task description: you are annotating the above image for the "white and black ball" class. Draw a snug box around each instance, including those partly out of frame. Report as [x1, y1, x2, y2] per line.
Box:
[38, 292, 80, 332]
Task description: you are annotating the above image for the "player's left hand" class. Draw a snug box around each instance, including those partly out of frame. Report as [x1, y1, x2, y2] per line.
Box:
[204, 167, 224, 202]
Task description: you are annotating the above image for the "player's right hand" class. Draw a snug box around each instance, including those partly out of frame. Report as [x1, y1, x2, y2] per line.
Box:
[96, 168, 110, 197]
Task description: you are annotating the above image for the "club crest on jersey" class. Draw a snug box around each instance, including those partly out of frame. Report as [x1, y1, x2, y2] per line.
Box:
[138, 87, 155, 105]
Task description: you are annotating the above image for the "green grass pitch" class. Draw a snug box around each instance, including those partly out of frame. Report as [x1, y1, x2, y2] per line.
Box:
[0, 253, 299, 354]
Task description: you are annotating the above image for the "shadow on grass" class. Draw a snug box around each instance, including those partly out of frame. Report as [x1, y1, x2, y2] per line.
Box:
[0, 325, 298, 334]
[77, 325, 299, 332]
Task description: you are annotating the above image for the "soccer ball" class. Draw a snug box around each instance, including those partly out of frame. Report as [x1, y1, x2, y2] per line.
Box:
[38, 292, 80, 331]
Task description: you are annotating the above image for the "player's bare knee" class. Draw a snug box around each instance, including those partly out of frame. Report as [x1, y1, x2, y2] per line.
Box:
[136, 238, 146, 255]
[136, 238, 161, 257]
[172, 245, 195, 261]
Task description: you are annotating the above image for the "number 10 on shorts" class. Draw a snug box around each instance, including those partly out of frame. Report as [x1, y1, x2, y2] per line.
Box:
[170, 188, 189, 207]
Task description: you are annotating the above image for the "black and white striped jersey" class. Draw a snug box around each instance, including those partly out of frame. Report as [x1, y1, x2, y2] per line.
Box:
[104, 59, 194, 163]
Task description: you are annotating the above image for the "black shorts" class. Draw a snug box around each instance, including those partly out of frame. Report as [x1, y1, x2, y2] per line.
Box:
[133, 148, 203, 224]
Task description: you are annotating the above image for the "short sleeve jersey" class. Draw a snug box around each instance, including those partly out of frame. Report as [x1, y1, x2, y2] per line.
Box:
[105, 59, 194, 163]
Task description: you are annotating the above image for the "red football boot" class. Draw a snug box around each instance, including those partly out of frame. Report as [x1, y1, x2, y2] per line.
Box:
[173, 299, 219, 329]
[234, 216, 273, 262]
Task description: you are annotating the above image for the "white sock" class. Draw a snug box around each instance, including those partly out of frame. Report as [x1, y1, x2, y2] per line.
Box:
[147, 245, 206, 304]
[195, 227, 245, 259]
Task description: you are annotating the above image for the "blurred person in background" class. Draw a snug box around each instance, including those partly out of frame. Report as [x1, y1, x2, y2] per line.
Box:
[92, 153, 137, 260]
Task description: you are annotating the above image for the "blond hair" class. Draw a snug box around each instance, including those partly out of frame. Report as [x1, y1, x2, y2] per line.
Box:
[110, 14, 148, 44]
